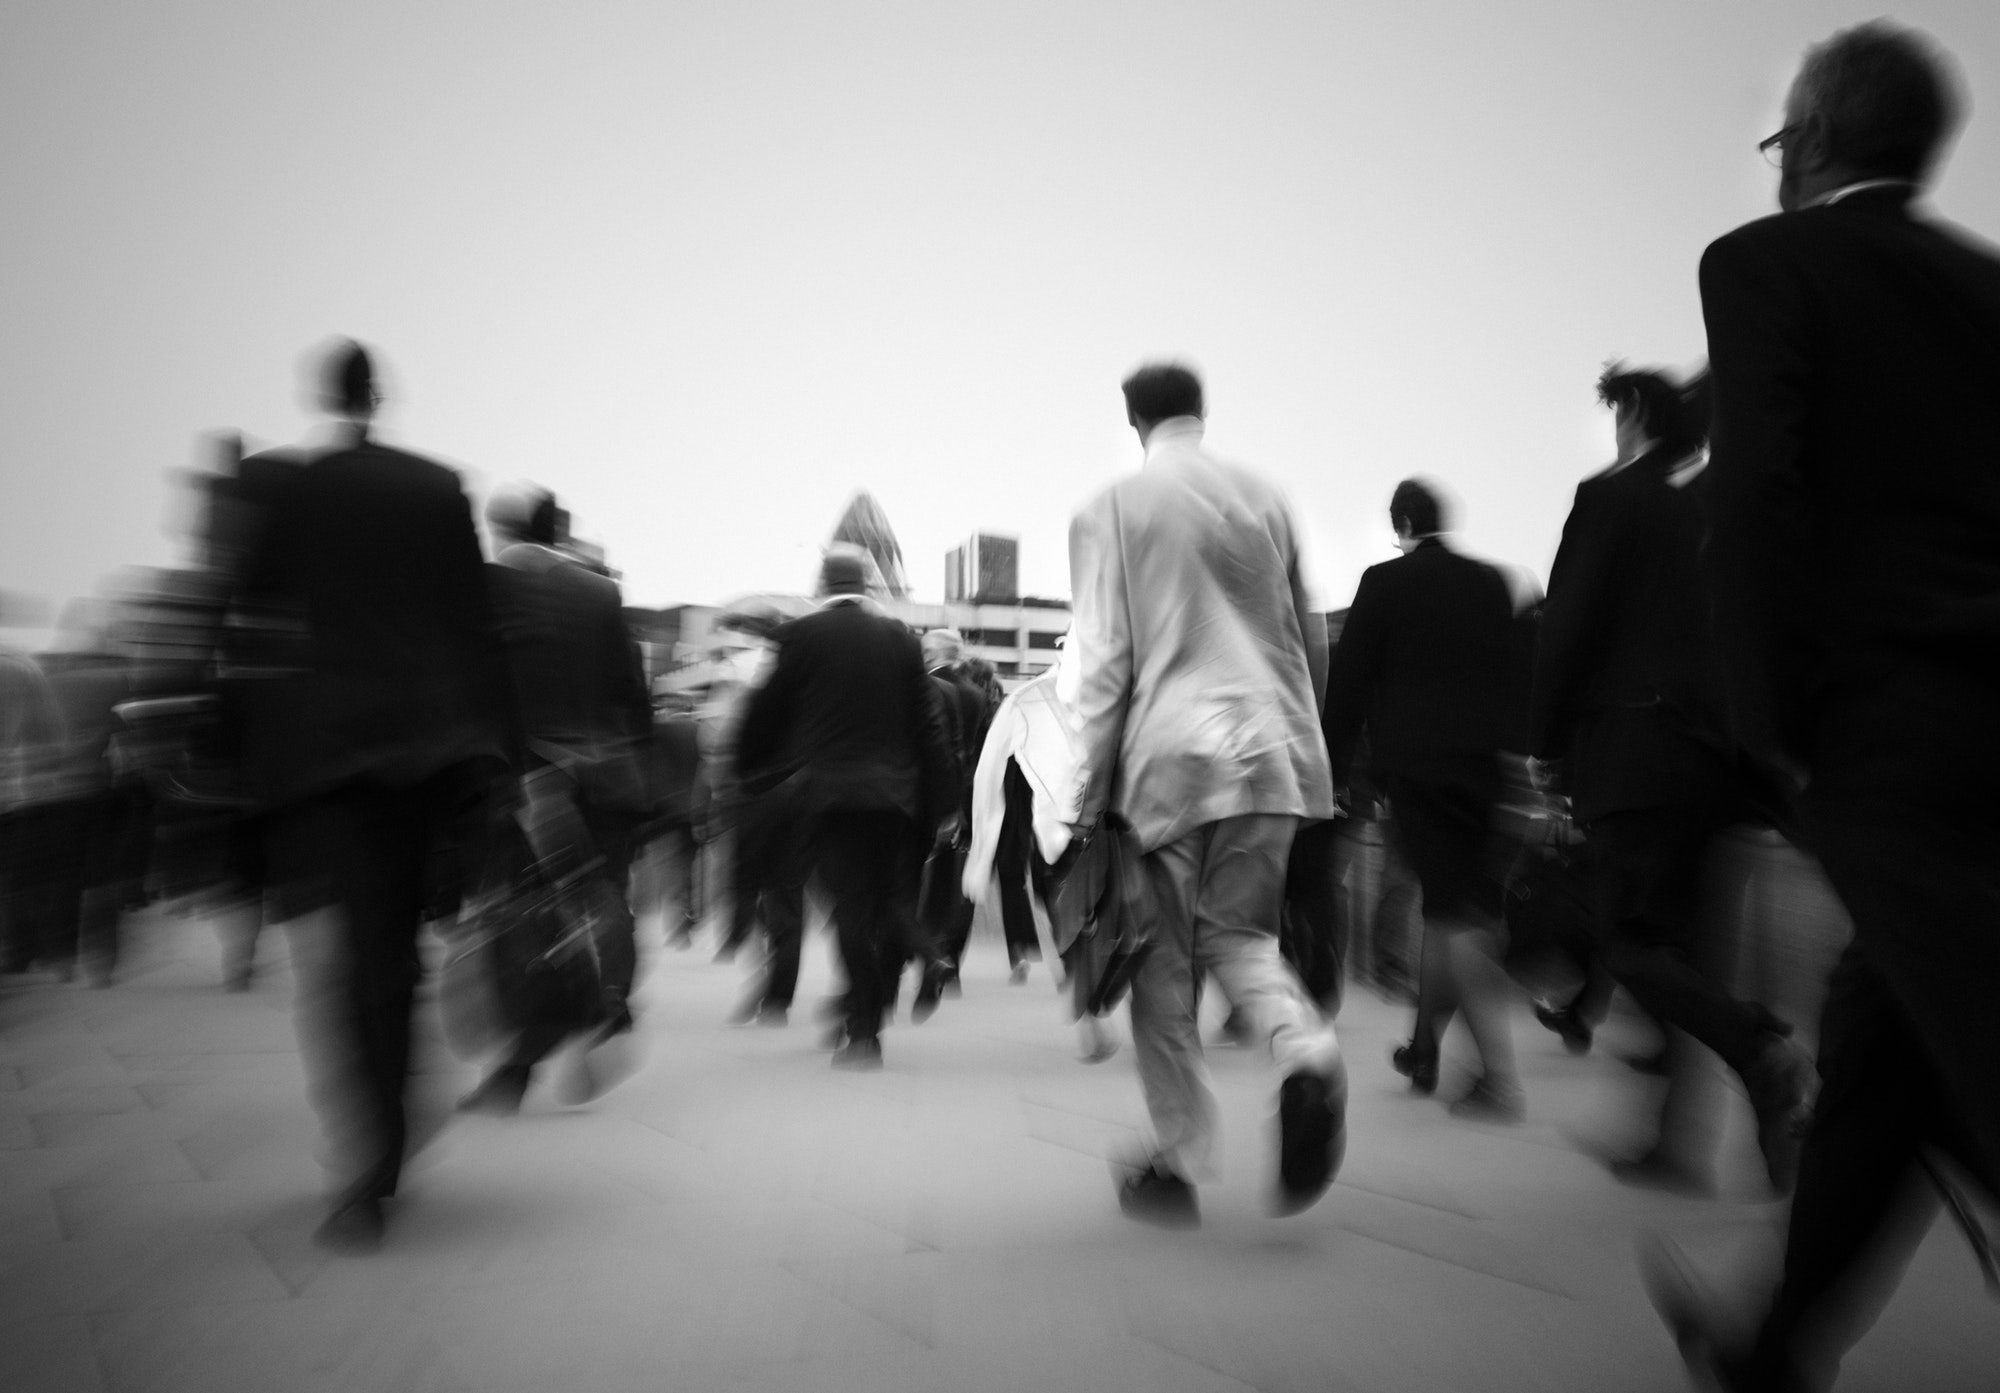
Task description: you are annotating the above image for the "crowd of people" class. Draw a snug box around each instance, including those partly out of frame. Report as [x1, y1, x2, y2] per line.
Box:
[1, 20, 1995, 1392]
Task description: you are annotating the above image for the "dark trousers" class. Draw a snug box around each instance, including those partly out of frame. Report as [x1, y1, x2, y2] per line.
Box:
[1280, 818, 1343, 1012]
[920, 841, 977, 970]
[301, 780, 445, 1204]
[1587, 803, 1786, 1079]
[1748, 788, 2000, 1387]
[992, 762, 1051, 968]
[737, 792, 806, 1009]
[813, 808, 921, 1043]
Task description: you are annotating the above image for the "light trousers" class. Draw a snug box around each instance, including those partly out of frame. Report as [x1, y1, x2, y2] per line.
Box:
[1128, 813, 1339, 1179]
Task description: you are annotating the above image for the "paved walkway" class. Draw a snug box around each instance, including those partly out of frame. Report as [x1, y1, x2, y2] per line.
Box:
[3, 899, 1994, 1393]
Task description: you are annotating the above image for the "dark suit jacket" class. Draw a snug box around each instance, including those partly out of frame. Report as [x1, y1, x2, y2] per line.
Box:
[1531, 447, 1732, 820]
[1701, 186, 2000, 773]
[736, 598, 957, 829]
[934, 664, 990, 803]
[1702, 188, 2000, 1186]
[1322, 539, 1514, 786]
[234, 432, 517, 804]
[487, 543, 650, 801]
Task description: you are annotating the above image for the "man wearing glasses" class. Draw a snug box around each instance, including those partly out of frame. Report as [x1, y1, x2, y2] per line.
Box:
[1643, 22, 2000, 1391]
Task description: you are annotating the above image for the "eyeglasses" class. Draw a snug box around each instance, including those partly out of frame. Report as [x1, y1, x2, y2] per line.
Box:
[1758, 122, 1801, 168]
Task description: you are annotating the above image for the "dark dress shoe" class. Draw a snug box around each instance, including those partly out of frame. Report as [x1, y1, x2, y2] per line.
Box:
[912, 963, 946, 1023]
[1274, 1060, 1348, 1215]
[1447, 1077, 1525, 1123]
[1390, 1041, 1438, 1095]
[1116, 1163, 1199, 1229]
[831, 1036, 882, 1070]
[313, 1196, 385, 1254]
[1534, 1002, 1594, 1054]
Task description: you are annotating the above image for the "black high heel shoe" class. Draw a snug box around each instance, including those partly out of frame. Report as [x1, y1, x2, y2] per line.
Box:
[1390, 1040, 1438, 1095]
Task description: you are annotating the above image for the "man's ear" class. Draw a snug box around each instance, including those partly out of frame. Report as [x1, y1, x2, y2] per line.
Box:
[1795, 110, 1836, 172]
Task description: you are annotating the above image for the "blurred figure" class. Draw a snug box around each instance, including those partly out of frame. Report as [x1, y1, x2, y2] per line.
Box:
[963, 660, 1075, 981]
[0, 639, 64, 974]
[1329, 746, 1423, 1003]
[1533, 362, 1814, 1195]
[230, 341, 517, 1251]
[1323, 480, 1525, 1119]
[699, 619, 776, 961]
[455, 485, 650, 1115]
[1644, 24, 2000, 1391]
[35, 601, 148, 985]
[734, 547, 958, 1069]
[643, 695, 703, 948]
[915, 628, 993, 1005]
[1068, 363, 1344, 1226]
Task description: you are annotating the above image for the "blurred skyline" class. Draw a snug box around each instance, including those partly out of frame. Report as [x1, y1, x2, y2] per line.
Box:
[4, 1, 1998, 624]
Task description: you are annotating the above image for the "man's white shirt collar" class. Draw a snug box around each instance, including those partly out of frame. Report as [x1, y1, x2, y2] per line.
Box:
[1807, 178, 1918, 209]
[1143, 415, 1205, 464]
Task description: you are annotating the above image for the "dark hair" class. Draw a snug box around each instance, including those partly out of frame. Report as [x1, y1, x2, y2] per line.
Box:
[1121, 363, 1203, 426]
[1389, 478, 1446, 537]
[526, 493, 560, 547]
[324, 339, 378, 416]
[960, 656, 1003, 703]
[1596, 363, 1709, 457]
[1797, 21, 1963, 181]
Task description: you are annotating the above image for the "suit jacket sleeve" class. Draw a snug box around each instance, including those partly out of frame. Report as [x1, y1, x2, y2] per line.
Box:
[735, 642, 793, 782]
[1067, 495, 1131, 827]
[1321, 566, 1388, 783]
[1700, 231, 1821, 768]
[1290, 533, 1329, 714]
[910, 638, 959, 826]
[1531, 482, 1615, 762]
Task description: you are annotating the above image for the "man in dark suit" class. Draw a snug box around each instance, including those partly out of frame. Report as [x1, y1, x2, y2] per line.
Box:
[734, 548, 958, 1069]
[1324, 480, 1524, 1117]
[917, 628, 995, 1002]
[1533, 364, 1815, 1194]
[235, 341, 516, 1250]
[456, 485, 651, 1114]
[1642, 24, 2000, 1391]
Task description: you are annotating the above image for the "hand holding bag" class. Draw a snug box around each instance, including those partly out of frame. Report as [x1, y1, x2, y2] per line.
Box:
[1052, 811, 1156, 1019]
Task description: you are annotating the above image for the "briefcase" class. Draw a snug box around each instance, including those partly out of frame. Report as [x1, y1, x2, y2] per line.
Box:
[1051, 813, 1155, 1018]
[439, 845, 611, 1059]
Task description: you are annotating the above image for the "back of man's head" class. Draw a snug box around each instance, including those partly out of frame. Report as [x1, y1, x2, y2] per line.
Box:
[321, 339, 379, 419]
[1121, 363, 1204, 428]
[817, 545, 871, 598]
[487, 484, 560, 546]
[1389, 479, 1447, 538]
[1796, 21, 1963, 182]
[1597, 364, 1707, 457]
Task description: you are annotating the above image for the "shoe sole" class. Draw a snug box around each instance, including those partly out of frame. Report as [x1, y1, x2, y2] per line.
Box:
[1274, 1062, 1347, 1215]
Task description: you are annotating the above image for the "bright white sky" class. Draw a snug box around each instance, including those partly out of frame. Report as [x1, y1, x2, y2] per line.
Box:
[4, 1, 1997, 625]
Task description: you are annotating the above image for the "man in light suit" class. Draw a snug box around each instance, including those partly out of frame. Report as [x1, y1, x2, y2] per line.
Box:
[1642, 24, 2000, 1391]
[1068, 363, 1346, 1227]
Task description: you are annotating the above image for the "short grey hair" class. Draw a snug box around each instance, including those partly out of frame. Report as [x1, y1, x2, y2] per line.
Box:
[1795, 21, 1963, 181]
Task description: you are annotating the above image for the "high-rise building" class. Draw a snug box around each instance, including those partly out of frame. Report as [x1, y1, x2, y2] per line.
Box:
[944, 532, 1019, 605]
[830, 492, 909, 598]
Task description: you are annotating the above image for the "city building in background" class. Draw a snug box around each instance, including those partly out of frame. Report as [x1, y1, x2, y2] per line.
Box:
[829, 492, 909, 599]
[944, 532, 1019, 605]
